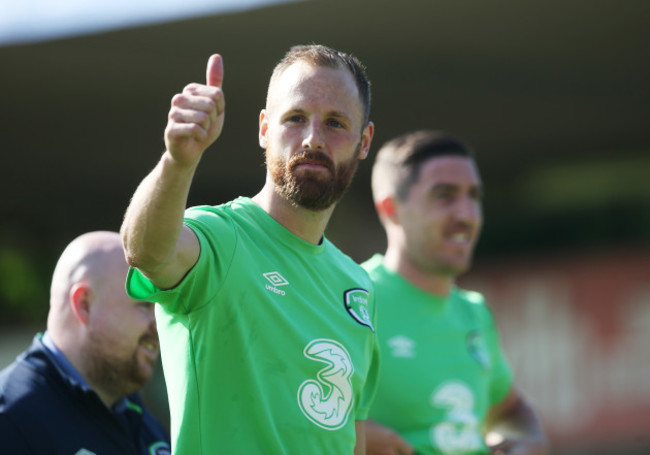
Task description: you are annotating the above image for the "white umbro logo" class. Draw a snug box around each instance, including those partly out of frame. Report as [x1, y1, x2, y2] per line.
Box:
[387, 335, 416, 358]
[75, 450, 97, 455]
[263, 271, 289, 286]
[263, 271, 289, 296]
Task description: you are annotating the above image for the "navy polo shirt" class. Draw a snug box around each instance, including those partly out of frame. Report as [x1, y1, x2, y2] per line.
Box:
[0, 333, 170, 455]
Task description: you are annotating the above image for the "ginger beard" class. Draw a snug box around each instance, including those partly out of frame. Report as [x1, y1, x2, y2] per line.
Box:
[81, 329, 158, 399]
[267, 144, 362, 211]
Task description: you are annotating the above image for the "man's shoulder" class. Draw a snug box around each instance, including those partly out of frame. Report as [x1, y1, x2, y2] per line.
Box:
[359, 254, 386, 281]
[454, 287, 486, 305]
[185, 200, 235, 223]
[360, 253, 382, 271]
[453, 287, 499, 322]
[359, 255, 402, 291]
[0, 346, 61, 412]
[185, 197, 266, 237]
[186, 197, 252, 218]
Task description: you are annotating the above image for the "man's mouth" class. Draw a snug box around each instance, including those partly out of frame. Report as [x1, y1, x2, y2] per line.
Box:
[295, 162, 330, 172]
[450, 232, 470, 244]
[139, 339, 159, 358]
[291, 151, 334, 173]
[446, 229, 475, 247]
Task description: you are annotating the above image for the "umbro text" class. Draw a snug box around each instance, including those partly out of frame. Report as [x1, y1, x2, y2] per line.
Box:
[265, 284, 286, 296]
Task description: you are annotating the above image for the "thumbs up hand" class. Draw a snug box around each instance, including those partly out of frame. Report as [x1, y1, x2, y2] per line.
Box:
[164, 54, 225, 167]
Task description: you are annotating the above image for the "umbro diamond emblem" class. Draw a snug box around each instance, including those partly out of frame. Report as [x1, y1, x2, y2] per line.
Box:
[263, 271, 289, 286]
[264, 271, 289, 296]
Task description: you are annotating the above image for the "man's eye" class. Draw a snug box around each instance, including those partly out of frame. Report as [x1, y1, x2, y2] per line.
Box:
[328, 119, 343, 128]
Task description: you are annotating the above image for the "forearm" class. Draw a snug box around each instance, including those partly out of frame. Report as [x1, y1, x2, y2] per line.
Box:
[122, 54, 223, 288]
[121, 152, 197, 277]
[354, 421, 366, 455]
[365, 419, 414, 455]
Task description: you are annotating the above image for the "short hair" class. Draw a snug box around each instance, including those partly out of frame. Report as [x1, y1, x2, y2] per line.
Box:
[371, 130, 475, 202]
[268, 44, 372, 125]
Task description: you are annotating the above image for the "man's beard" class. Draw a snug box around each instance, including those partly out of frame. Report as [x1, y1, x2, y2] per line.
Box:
[267, 144, 361, 211]
[81, 330, 155, 401]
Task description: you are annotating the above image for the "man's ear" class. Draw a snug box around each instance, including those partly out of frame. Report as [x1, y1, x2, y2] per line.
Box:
[358, 121, 374, 160]
[376, 196, 397, 223]
[258, 109, 269, 149]
[70, 284, 91, 326]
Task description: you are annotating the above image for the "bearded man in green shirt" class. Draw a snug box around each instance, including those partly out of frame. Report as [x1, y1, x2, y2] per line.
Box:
[363, 130, 548, 455]
[121, 45, 378, 454]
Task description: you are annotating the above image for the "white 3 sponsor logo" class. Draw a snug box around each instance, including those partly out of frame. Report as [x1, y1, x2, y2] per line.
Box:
[430, 381, 482, 452]
[297, 339, 355, 430]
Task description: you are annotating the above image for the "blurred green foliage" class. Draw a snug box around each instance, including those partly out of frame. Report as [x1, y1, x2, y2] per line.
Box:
[0, 244, 49, 325]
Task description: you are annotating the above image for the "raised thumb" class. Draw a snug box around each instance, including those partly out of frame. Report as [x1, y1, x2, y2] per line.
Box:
[206, 54, 223, 87]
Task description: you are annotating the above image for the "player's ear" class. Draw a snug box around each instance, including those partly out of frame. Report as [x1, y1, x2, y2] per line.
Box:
[70, 284, 92, 326]
[357, 121, 374, 160]
[258, 109, 269, 149]
[376, 196, 397, 223]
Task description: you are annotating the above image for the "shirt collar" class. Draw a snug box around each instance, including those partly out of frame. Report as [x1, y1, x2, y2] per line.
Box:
[41, 331, 129, 412]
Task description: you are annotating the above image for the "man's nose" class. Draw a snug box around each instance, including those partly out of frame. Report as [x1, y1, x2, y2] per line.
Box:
[302, 120, 325, 150]
[454, 196, 481, 221]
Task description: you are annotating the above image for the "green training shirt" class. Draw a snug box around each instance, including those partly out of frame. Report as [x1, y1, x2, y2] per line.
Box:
[127, 197, 379, 454]
[362, 254, 513, 455]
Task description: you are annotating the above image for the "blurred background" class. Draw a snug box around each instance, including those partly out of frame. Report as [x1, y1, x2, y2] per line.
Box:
[1, 0, 649, 453]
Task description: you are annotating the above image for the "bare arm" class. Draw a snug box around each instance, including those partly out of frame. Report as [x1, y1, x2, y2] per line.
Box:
[365, 419, 414, 455]
[355, 421, 366, 455]
[121, 54, 225, 289]
[484, 387, 549, 455]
